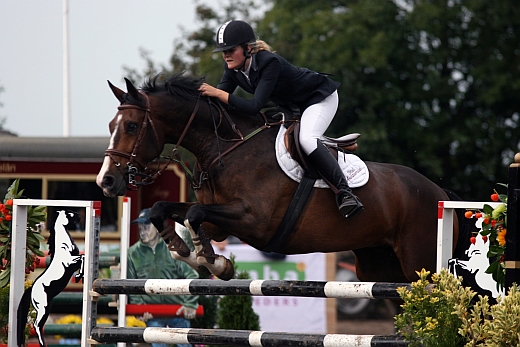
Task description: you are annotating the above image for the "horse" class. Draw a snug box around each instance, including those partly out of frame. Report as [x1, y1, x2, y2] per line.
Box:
[96, 74, 462, 283]
[17, 210, 84, 347]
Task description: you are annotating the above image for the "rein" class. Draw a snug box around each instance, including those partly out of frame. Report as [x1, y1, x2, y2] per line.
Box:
[167, 97, 296, 190]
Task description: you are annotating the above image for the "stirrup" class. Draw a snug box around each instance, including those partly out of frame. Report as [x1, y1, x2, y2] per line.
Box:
[338, 193, 364, 219]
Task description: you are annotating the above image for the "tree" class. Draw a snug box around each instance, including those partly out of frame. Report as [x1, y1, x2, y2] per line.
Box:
[124, 0, 520, 201]
[258, 0, 520, 200]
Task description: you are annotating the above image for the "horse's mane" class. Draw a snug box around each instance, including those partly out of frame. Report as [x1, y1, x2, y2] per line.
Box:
[141, 73, 204, 100]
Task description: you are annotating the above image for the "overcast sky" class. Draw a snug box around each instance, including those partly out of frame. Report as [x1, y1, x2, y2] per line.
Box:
[0, 1, 203, 137]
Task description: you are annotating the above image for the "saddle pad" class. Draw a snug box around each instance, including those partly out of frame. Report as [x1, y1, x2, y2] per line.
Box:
[275, 126, 369, 188]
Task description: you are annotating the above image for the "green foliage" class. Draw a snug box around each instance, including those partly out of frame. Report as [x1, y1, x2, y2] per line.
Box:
[191, 294, 219, 330]
[124, 0, 520, 200]
[215, 269, 260, 333]
[0, 281, 35, 343]
[191, 254, 219, 330]
[208, 256, 260, 347]
[0, 179, 46, 288]
[457, 286, 520, 346]
[396, 269, 520, 347]
[395, 269, 472, 347]
[478, 284, 520, 346]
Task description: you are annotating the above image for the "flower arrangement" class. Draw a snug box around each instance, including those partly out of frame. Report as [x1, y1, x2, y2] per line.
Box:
[0, 179, 46, 288]
[463, 185, 507, 290]
[395, 269, 520, 347]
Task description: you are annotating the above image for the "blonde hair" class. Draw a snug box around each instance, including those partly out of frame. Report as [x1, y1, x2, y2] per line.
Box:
[250, 40, 274, 53]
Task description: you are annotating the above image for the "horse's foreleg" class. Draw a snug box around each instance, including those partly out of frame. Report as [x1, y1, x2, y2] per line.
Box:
[158, 220, 191, 257]
[149, 201, 200, 270]
[158, 219, 202, 271]
[185, 220, 235, 280]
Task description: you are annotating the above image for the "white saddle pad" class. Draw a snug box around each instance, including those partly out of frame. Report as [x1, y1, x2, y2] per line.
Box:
[275, 126, 369, 188]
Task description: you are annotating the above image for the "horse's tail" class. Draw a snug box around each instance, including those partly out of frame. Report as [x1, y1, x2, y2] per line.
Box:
[17, 287, 32, 347]
[443, 189, 478, 259]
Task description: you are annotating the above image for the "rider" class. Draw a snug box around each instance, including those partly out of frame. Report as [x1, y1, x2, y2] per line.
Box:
[199, 19, 363, 219]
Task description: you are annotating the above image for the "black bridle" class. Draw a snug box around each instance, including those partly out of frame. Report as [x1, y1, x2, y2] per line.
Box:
[104, 92, 164, 190]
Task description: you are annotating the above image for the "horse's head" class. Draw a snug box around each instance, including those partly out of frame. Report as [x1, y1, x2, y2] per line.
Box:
[97, 78, 165, 197]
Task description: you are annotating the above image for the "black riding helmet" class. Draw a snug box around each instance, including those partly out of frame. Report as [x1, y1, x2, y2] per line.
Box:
[213, 20, 256, 53]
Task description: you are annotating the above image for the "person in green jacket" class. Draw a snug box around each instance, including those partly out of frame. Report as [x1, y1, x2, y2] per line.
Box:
[127, 208, 199, 347]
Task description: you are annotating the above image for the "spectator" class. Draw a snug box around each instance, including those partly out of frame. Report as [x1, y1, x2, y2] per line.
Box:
[127, 208, 199, 347]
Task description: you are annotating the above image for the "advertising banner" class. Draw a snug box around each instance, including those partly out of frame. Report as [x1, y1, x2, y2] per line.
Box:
[216, 244, 328, 333]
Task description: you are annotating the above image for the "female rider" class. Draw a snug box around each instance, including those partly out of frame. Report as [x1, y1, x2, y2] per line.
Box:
[199, 20, 363, 219]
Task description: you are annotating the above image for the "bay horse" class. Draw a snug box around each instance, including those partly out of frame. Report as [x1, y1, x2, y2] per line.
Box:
[96, 74, 461, 283]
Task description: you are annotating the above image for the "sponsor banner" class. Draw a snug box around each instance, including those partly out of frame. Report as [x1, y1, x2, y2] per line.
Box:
[216, 244, 327, 333]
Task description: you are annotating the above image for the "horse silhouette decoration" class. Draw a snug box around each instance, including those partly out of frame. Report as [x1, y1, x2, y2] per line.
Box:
[449, 217, 505, 300]
[17, 210, 84, 347]
[96, 75, 467, 283]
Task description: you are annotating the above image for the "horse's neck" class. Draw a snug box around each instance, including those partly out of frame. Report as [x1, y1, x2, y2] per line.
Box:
[181, 109, 266, 166]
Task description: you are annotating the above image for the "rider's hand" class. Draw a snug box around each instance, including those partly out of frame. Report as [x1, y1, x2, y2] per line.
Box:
[198, 83, 229, 103]
[176, 305, 197, 319]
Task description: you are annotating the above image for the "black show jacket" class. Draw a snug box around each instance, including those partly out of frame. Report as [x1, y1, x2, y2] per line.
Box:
[216, 50, 340, 114]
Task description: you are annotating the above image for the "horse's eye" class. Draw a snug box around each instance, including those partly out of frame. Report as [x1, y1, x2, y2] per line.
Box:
[126, 122, 138, 134]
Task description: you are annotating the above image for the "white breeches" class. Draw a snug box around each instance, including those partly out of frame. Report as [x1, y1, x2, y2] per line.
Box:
[299, 90, 339, 155]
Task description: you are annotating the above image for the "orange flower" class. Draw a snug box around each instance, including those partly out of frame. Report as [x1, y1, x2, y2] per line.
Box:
[5, 199, 13, 206]
[497, 229, 507, 246]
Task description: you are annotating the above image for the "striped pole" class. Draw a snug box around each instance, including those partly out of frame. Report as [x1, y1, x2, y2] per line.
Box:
[91, 327, 409, 347]
[92, 279, 419, 299]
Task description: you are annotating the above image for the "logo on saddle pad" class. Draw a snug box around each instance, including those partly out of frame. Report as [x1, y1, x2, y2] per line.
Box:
[275, 126, 369, 188]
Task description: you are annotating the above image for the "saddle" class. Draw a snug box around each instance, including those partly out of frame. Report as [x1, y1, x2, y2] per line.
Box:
[262, 106, 362, 252]
[265, 105, 360, 175]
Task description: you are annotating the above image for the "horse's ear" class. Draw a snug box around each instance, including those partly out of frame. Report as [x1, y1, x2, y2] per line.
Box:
[108, 80, 125, 103]
[124, 77, 140, 101]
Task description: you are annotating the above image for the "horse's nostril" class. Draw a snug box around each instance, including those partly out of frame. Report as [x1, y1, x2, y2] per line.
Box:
[102, 175, 114, 188]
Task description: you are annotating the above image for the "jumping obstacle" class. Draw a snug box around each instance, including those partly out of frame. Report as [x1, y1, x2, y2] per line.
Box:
[8, 156, 520, 346]
[92, 278, 416, 300]
[90, 327, 408, 347]
[7, 199, 101, 347]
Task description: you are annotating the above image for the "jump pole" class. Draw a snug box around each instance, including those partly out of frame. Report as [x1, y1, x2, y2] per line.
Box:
[92, 278, 415, 300]
[90, 326, 408, 347]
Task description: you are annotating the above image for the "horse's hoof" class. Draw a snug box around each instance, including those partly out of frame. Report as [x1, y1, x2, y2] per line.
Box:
[197, 255, 235, 280]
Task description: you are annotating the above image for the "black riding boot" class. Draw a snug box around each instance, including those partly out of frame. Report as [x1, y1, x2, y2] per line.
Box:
[307, 142, 364, 219]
